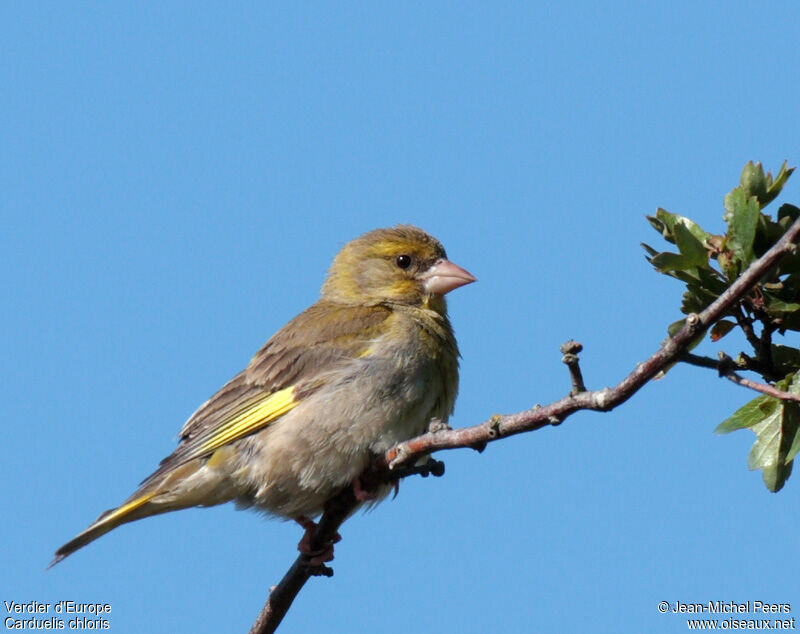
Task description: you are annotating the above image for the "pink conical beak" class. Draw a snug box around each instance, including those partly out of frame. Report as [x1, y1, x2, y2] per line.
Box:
[421, 259, 476, 295]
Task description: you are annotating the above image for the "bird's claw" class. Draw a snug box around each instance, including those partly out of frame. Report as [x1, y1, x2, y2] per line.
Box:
[294, 516, 340, 567]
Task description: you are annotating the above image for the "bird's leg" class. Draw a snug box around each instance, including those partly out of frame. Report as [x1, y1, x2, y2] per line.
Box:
[294, 516, 340, 566]
[351, 475, 373, 502]
[351, 474, 399, 500]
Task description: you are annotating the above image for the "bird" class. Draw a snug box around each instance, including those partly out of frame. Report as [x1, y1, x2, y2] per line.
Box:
[51, 225, 475, 567]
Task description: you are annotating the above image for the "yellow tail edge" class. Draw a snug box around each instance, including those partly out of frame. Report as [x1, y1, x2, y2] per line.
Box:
[48, 492, 156, 569]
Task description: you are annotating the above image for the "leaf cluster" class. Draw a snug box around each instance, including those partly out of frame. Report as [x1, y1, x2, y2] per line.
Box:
[643, 162, 800, 491]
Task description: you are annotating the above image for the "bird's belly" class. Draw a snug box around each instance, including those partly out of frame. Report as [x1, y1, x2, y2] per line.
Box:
[233, 359, 441, 518]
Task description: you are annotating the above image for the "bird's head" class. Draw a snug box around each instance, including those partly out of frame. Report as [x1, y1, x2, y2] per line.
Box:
[321, 225, 475, 308]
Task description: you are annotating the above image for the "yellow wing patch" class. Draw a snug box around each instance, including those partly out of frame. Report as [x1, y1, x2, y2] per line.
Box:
[196, 386, 297, 456]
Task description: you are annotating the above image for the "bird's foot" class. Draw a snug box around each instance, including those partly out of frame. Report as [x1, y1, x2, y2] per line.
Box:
[353, 470, 399, 501]
[294, 516, 339, 567]
[353, 474, 398, 501]
[351, 475, 374, 502]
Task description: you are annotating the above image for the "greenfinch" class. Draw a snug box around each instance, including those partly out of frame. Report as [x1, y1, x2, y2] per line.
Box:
[52, 225, 475, 566]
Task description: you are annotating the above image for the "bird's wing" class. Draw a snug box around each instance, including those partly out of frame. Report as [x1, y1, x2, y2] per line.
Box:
[149, 302, 393, 477]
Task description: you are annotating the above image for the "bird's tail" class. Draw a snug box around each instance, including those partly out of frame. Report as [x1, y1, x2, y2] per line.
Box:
[50, 453, 240, 568]
[48, 490, 163, 568]
[49, 459, 203, 567]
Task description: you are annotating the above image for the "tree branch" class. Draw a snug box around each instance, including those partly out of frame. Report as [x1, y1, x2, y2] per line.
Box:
[250, 214, 800, 633]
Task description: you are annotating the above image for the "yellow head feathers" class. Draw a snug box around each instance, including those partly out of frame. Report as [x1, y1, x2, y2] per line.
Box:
[322, 225, 475, 306]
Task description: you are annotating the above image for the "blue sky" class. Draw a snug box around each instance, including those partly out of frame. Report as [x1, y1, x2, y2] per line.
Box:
[3, 3, 799, 632]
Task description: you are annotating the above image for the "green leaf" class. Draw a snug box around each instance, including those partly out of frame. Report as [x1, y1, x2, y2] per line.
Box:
[673, 222, 709, 267]
[764, 298, 800, 318]
[762, 284, 800, 321]
[723, 187, 760, 273]
[780, 311, 800, 333]
[776, 258, 800, 277]
[777, 202, 800, 224]
[695, 267, 729, 295]
[654, 208, 681, 241]
[787, 425, 800, 463]
[753, 214, 783, 258]
[747, 400, 798, 491]
[771, 344, 800, 376]
[715, 394, 778, 433]
[717, 373, 800, 492]
[666, 268, 702, 284]
[650, 251, 694, 273]
[646, 215, 669, 241]
[653, 208, 712, 245]
[762, 161, 794, 207]
[739, 161, 769, 204]
[641, 243, 659, 258]
[680, 282, 718, 315]
[665, 317, 706, 350]
[667, 318, 685, 337]
[738, 161, 794, 208]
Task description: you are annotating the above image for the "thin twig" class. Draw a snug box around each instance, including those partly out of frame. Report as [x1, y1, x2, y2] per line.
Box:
[680, 352, 800, 403]
[560, 340, 586, 394]
[735, 305, 763, 356]
[251, 215, 800, 633]
[731, 374, 799, 401]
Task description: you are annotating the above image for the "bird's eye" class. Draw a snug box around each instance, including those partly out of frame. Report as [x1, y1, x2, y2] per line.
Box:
[395, 254, 412, 269]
